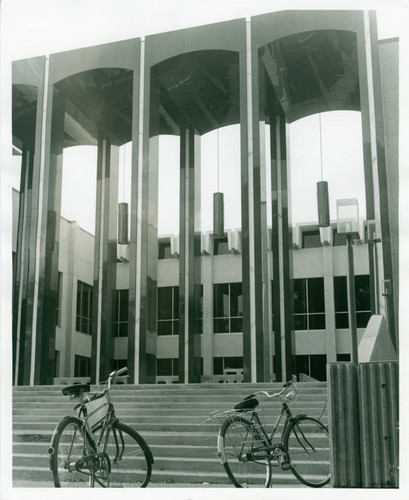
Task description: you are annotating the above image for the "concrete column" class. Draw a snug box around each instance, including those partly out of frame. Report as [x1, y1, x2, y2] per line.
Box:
[91, 136, 118, 383]
[178, 124, 201, 383]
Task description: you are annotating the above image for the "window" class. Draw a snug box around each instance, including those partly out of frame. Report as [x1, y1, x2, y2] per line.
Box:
[337, 353, 351, 362]
[114, 289, 129, 337]
[293, 278, 325, 330]
[76, 280, 93, 334]
[157, 358, 179, 376]
[195, 285, 203, 334]
[74, 355, 91, 377]
[334, 275, 371, 328]
[213, 283, 243, 333]
[157, 286, 179, 335]
[296, 354, 327, 381]
[158, 240, 172, 259]
[213, 236, 229, 255]
[111, 359, 128, 372]
[214, 356, 243, 375]
[302, 230, 321, 249]
[56, 272, 63, 326]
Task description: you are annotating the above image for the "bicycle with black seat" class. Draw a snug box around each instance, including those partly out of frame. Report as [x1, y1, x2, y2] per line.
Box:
[48, 367, 154, 488]
[208, 380, 330, 488]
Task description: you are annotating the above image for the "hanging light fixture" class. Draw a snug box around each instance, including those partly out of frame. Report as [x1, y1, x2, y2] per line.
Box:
[316, 112, 330, 228]
[213, 128, 224, 236]
[118, 144, 129, 245]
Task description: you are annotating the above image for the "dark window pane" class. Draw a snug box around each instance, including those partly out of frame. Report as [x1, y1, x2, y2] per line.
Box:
[158, 287, 173, 320]
[309, 313, 326, 330]
[214, 318, 229, 333]
[118, 322, 128, 337]
[355, 275, 370, 312]
[172, 319, 179, 335]
[296, 355, 309, 375]
[294, 279, 307, 314]
[213, 357, 223, 375]
[337, 353, 351, 361]
[119, 290, 128, 321]
[357, 311, 371, 328]
[224, 357, 243, 369]
[302, 230, 321, 249]
[157, 358, 172, 376]
[335, 312, 349, 329]
[230, 317, 243, 332]
[294, 314, 307, 330]
[158, 241, 172, 259]
[172, 358, 179, 375]
[195, 318, 203, 334]
[230, 283, 243, 317]
[213, 284, 229, 318]
[308, 278, 325, 313]
[214, 237, 229, 255]
[157, 320, 173, 335]
[334, 276, 348, 312]
[310, 354, 327, 381]
[173, 287, 179, 319]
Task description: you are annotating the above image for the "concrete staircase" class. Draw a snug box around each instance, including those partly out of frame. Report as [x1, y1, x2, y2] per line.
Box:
[13, 382, 328, 487]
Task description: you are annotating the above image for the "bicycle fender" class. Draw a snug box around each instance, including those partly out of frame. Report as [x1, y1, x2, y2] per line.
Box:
[48, 416, 83, 470]
[217, 433, 227, 464]
[291, 414, 307, 424]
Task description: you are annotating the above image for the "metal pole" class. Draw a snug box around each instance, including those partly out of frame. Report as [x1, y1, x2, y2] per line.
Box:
[346, 234, 358, 364]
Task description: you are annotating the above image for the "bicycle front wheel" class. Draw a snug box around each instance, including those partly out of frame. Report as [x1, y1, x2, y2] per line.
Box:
[284, 416, 330, 487]
[218, 415, 272, 488]
[50, 416, 92, 487]
[105, 421, 153, 487]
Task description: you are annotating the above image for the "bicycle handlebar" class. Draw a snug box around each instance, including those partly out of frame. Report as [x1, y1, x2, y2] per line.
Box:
[248, 380, 296, 400]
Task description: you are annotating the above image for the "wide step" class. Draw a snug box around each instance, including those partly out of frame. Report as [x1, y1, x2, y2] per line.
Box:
[12, 382, 329, 487]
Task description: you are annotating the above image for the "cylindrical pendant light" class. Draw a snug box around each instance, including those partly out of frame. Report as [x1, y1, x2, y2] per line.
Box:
[118, 202, 129, 244]
[213, 192, 224, 236]
[317, 181, 330, 227]
[213, 128, 225, 236]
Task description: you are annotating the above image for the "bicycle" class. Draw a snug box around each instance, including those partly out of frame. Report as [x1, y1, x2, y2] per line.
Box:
[48, 367, 154, 487]
[209, 381, 330, 488]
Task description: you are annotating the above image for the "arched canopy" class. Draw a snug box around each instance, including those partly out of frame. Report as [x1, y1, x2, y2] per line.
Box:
[260, 29, 360, 122]
[151, 49, 240, 136]
[55, 67, 133, 147]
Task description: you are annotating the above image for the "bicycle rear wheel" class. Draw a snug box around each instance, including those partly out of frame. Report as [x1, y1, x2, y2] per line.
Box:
[105, 421, 153, 487]
[284, 416, 330, 487]
[50, 416, 92, 487]
[218, 415, 272, 488]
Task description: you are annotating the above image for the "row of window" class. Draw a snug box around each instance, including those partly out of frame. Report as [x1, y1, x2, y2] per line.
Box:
[72, 353, 351, 381]
[67, 276, 370, 337]
[158, 229, 366, 258]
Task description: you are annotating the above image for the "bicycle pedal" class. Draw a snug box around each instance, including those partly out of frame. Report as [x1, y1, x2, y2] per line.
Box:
[280, 461, 291, 470]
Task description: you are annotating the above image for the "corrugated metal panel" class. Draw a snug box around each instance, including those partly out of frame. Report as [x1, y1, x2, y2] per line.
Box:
[359, 362, 399, 487]
[327, 362, 361, 487]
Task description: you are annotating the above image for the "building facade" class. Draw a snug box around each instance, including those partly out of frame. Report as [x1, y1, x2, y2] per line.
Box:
[11, 10, 399, 385]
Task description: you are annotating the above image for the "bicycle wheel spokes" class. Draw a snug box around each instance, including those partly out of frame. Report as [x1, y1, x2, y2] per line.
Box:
[105, 422, 152, 487]
[220, 416, 271, 488]
[286, 417, 330, 487]
[53, 420, 90, 487]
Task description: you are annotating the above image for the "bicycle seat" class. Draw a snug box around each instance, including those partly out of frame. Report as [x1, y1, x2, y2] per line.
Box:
[62, 383, 91, 396]
[234, 397, 259, 411]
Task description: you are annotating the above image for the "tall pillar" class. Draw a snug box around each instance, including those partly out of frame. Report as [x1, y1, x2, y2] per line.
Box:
[178, 124, 201, 383]
[357, 11, 397, 351]
[13, 57, 64, 385]
[91, 135, 118, 383]
[269, 112, 293, 382]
